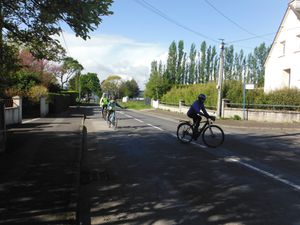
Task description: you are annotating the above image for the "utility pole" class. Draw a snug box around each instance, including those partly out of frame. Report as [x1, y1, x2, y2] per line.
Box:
[217, 40, 225, 118]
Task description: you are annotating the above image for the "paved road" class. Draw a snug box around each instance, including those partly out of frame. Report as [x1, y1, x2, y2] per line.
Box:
[78, 106, 300, 225]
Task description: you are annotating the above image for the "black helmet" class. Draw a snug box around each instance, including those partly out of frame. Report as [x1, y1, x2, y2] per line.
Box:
[198, 94, 206, 102]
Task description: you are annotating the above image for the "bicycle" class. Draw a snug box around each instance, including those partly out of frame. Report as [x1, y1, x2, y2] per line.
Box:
[107, 110, 118, 130]
[101, 106, 108, 120]
[176, 116, 224, 148]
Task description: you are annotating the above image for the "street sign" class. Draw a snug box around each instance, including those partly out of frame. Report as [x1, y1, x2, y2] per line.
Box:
[245, 84, 254, 90]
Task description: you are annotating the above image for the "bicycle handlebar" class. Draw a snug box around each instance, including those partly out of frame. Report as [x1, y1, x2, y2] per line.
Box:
[196, 114, 216, 121]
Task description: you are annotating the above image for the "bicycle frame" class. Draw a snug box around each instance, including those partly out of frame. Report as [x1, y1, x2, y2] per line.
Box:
[177, 116, 224, 147]
[108, 111, 115, 123]
[197, 118, 212, 134]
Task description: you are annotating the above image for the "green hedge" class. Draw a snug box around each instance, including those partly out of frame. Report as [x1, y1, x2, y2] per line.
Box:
[161, 82, 218, 107]
[161, 81, 300, 108]
[48, 92, 75, 114]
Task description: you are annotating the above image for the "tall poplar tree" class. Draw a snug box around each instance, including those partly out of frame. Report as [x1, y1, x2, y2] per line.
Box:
[224, 45, 234, 80]
[199, 41, 207, 83]
[254, 43, 269, 87]
[188, 43, 196, 84]
[206, 46, 212, 82]
[210, 46, 218, 81]
[182, 53, 187, 84]
[166, 41, 177, 85]
[176, 40, 185, 84]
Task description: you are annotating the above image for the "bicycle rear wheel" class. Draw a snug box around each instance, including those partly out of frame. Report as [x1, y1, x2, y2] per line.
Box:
[202, 125, 224, 148]
[102, 109, 107, 120]
[177, 122, 193, 144]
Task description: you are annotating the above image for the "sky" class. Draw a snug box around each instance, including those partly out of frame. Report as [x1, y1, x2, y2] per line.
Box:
[58, 0, 289, 90]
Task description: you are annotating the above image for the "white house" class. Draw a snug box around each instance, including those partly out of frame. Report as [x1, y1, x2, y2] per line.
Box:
[264, 0, 300, 92]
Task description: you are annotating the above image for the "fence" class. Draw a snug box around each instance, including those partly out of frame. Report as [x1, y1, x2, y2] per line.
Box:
[227, 102, 300, 111]
[152, 99, 300, 123]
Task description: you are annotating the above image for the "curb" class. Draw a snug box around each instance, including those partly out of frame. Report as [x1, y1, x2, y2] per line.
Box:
[75, 114, 87, 225]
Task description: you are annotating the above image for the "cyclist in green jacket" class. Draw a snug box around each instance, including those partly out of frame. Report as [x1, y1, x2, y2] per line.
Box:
[99, 93, 109, 115]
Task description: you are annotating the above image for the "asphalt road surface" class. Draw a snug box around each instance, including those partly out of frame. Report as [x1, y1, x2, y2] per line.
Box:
[78, 106, 300, 225]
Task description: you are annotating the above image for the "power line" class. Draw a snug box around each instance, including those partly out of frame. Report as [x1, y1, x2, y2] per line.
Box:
[133, 0, 219, 44]
[228, 26, 300, 45]
[227, 32, 275, 44]
[203, 0, 256, 36]
[59, 27, 71, 56]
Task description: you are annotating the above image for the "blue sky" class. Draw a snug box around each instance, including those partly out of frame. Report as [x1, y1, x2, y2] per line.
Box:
[59, 0, 288, 89]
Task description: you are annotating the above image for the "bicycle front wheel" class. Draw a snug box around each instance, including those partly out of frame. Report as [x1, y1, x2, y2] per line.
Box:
[110, 112, 116, 128]
[202, 125, 224, 148]
[177, 122, 193, 144]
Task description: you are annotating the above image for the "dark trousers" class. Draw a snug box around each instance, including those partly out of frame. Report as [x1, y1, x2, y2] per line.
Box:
[187, 112, 202, 133]
[102, 105, 107, 114]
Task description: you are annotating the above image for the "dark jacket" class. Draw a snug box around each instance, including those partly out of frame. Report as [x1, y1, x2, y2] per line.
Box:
[187, 100, 209, 118]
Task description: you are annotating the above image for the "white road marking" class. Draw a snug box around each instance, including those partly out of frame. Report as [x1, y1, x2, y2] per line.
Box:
[124, 111, 300, 192]
[147, 123, 164, 131]
[171, 134, 300, 192]
[134, 118, 144, 123]
[22, 118, 40, 124]
[225, 156, 300, 191]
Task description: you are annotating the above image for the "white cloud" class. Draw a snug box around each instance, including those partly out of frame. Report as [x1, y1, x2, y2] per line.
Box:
[57, 32, 167, 89]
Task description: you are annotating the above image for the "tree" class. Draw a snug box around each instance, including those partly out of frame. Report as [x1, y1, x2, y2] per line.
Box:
[80, 72, 100, 98]
[166, 41, 177, 85]
[207, 45, 217, 81]
[188, 43, 196, 84]
[0, 0, 113, 77]
[52, 57, 83, 89]
[18, 49, 58, 90]
[145, 61, 169, 99]
[8, 70, 40, 96]
[119, 79, 140, 98]
[224, 45, 234, 80]
[176, 40, 185, 84]
[253, 43, 269, 87]
[101, 75, 122, 98]
[246, 53, 256, 84]
[199, 41, 206, 83]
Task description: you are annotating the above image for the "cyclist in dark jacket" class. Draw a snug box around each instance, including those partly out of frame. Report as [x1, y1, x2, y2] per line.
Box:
[187, 94, 214, 137]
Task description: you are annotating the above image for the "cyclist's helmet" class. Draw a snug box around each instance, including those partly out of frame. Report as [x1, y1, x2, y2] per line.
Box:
[198, 94, 206, 103]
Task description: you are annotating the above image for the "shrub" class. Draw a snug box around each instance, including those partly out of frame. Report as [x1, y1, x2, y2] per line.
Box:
[161, 82, 218, 108]
[232, 115, 241, 120]
[265, 88, 300, 106]
[4, 87, 22, 98]
[160, 81, 300, 110]
[27, 85, 48, 103]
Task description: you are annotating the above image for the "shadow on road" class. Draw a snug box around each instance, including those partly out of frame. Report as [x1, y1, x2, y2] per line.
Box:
[78, 125, 300, 224]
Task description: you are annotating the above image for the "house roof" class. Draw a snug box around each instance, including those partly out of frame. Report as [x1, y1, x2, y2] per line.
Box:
[264, 1, 292, 66]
